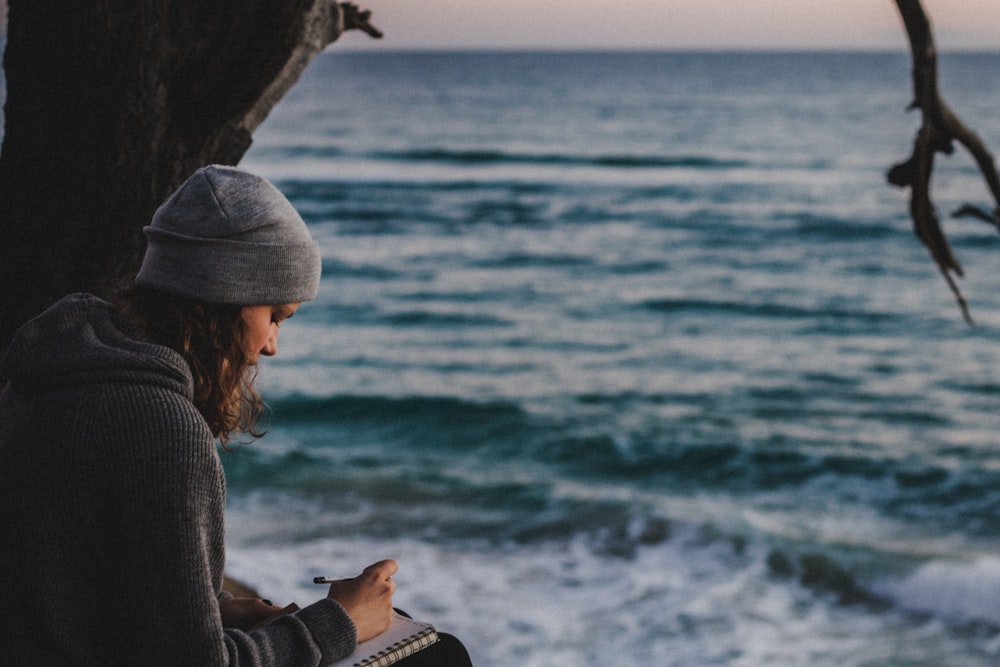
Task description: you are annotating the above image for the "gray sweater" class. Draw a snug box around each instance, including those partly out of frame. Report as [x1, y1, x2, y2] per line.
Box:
[0, 294, 356, 665]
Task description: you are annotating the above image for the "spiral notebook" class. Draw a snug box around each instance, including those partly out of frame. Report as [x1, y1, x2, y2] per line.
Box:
[333, 611, 439, 667]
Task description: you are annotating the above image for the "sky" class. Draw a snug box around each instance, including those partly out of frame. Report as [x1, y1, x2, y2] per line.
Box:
[335, 0, 1000, 52]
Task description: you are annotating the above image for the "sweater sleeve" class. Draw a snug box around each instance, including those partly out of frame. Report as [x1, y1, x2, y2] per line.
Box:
[224, 599, 358, 665]
[102, 388, 358, 666]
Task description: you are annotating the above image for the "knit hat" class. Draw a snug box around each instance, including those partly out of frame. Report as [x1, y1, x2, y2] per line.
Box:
[135, 165, 321, 305]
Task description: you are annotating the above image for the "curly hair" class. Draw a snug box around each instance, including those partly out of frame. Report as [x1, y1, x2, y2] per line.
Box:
[122, 287, 267, 446]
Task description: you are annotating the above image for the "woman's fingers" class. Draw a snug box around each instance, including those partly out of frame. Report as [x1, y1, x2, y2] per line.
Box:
[325, 559, 399, 642]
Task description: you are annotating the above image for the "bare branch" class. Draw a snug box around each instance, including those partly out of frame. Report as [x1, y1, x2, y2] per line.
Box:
[952, 203, 1000, 229]
[342, 2, 384, 38]
[890, 0, 1000, 323]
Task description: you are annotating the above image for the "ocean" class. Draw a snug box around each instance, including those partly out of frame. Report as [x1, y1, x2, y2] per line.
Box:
[228, 51, 1000, 665]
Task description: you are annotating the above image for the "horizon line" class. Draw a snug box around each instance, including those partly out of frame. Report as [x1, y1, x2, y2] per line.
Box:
[330, 45, 1000, 55]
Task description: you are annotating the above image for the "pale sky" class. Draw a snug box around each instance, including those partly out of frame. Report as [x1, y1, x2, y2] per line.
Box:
[336, 0, 1000, 52]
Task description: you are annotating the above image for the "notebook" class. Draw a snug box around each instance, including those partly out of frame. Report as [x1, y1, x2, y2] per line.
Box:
[333, 611, 439, 667]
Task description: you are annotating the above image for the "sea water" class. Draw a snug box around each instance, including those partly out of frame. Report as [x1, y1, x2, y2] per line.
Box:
[229, 51, 1000, 665]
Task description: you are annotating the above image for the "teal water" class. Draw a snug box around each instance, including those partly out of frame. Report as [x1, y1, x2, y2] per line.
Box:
[228, 51, 1000, 666]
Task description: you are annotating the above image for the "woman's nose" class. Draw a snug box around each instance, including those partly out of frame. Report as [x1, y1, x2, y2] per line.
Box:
[261, 328, 278, 357]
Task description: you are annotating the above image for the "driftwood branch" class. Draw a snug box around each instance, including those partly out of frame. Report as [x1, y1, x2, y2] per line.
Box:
[236, 2, 382, 139]
[209, 2, 384, 161]
[342, 3, 384, 39]
[889, 0, 1000, 323]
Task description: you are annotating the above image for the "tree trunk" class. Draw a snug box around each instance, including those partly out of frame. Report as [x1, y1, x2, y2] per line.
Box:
[0, 0, 379, 350]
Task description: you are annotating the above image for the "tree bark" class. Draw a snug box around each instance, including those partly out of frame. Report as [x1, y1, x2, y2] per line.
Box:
[0, 1, 380, 350]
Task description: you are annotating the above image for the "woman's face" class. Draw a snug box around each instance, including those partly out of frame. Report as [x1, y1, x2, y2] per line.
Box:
[241, 303, 300, 363]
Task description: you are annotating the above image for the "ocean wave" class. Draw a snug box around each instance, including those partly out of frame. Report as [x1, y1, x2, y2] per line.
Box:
[244, 391, 1000, 532]
[874, 556, 1000, 627]
[766, 549, 891, 609]
[320, 258, 404, 280]
[224, 510, 1000, 666]
[638, 296, 901, 326]
[780, 212, 900, 241]
[374, 147, 751, 170]
[377, 310, 512, 328]
[265, 393, 529, 436]
[470, 251, 595, 269]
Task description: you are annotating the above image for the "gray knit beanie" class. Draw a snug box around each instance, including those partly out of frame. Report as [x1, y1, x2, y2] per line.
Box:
[135, 165, 321, 304]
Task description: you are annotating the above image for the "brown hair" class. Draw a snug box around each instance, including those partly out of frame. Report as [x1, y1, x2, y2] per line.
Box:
[122, 287, 267, 446]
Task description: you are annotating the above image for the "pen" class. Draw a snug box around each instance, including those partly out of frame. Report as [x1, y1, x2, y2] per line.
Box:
[314, 575, 394, 584]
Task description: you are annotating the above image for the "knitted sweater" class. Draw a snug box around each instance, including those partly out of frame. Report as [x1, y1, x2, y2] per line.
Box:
[0, 294, 356, 665]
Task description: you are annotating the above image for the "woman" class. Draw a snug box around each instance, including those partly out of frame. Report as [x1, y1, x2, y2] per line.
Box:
[0, 166, 470, 665]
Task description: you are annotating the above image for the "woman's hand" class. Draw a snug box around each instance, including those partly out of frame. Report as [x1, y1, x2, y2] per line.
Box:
[326, 559, 398, 642]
